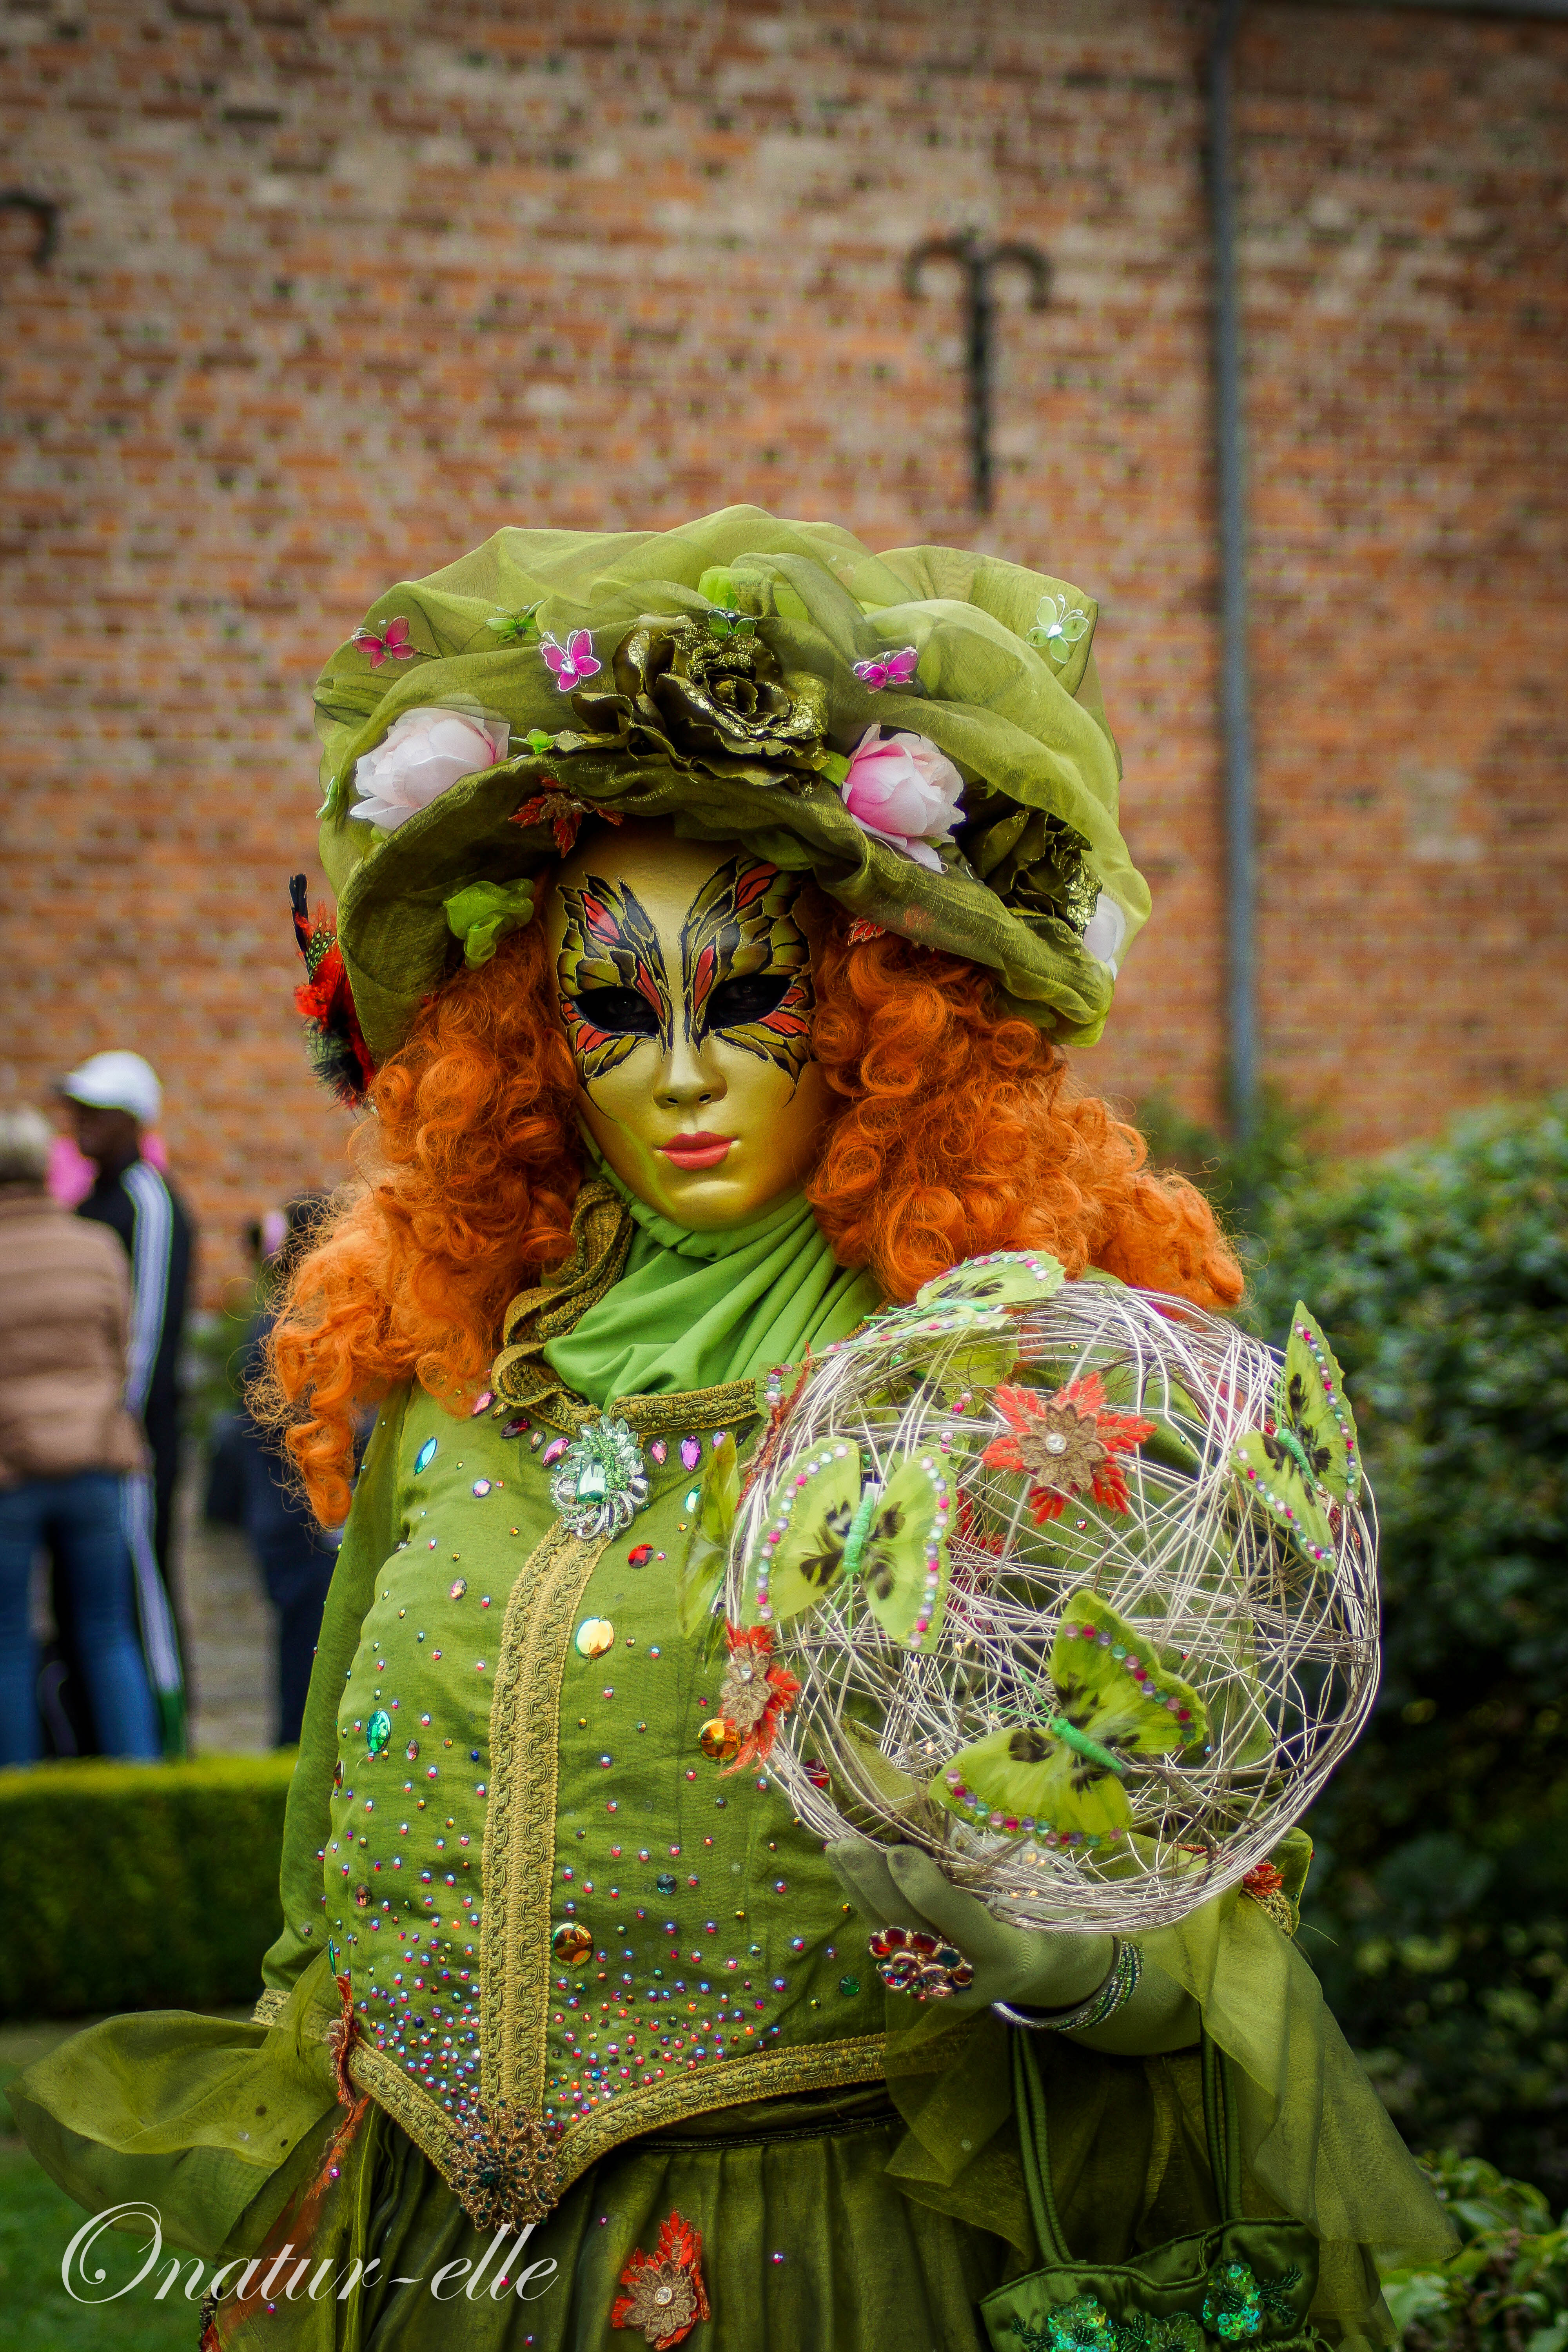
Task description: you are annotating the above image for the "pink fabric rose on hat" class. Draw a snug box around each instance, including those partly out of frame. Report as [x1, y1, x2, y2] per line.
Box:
[352, 706, 510, 832]
[838, 728, 964, 872]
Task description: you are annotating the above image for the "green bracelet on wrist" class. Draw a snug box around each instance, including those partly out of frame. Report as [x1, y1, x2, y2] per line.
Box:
[993, 1936, 1143, 2033]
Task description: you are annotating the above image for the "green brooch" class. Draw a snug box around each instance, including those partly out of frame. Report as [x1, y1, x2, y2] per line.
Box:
[550, 1414, 649, 1540]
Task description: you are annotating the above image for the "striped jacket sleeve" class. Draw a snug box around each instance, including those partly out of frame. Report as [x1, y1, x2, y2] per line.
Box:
[121, 1159, 175, 1420]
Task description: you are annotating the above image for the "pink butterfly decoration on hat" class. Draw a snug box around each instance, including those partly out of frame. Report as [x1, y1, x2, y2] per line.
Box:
[540, 629, 602, 691]
[853, 645, 918, 693]
[352, 616, 419, 669]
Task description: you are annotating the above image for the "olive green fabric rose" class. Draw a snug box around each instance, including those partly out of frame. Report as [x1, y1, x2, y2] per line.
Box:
[312, 506, 1149, 1068]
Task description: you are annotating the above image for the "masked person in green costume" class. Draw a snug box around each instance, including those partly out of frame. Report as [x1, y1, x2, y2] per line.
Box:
[9, 511, 1450, 2350]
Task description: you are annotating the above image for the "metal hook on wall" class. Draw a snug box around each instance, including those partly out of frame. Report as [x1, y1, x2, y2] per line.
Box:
[0, 191, 61, 268]
[904, 231, 1050, 513]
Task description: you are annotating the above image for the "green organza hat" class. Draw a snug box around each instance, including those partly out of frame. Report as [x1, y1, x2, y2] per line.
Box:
[311, 505, 1149, 1070]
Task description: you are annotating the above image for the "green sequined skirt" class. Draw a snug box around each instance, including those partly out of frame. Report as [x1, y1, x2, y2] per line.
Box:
[256, 2089, 1013, 2350]
[6, 2006, 1252, 2352]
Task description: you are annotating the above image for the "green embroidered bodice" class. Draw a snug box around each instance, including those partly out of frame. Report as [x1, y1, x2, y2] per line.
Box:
[263, 1378, 884, 2206]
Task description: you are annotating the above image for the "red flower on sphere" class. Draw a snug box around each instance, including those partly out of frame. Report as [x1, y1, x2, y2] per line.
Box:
[982, 1374, 1154, 1525]
[611, 2210, 710, 2347]
[717, 1623, 799, 1775]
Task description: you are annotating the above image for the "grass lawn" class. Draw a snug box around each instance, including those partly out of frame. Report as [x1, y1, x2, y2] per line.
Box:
[0, 2020, 237, 2350]
[0, 2141, 194, 2351]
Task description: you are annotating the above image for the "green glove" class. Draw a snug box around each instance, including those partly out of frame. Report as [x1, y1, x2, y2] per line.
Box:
[827, 1838, 1113, 2017]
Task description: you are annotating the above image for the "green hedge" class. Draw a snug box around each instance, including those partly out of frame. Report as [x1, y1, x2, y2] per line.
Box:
[1146, 1093, 1568, 2197]
[1383, 2152, 1568, 2352]
[0, 1755, 294, 2019]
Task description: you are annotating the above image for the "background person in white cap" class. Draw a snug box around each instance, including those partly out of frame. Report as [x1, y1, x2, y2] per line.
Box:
[55, 1049, 192, 1753]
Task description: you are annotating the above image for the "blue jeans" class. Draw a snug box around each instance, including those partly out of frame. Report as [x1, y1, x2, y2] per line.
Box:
[0, 1471, 161, 1766]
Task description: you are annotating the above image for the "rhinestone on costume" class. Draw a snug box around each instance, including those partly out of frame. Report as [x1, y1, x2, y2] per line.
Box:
[550, 1414, 649, 1540]
[414, 1437, 438, 1474]
[472, 1479, 492, 1497]
[367, 1709, 392, 1755]
[552, 1922, 594, 1966]
[656, 1873, 678, 1895]
[501, 1415, 530, 1441]
[699, 1717, 739, 1764]
[680, 1435, 702, 1472]
[471, 1390, 494, 1416]
[628, 1544, 653, 1567]
[649, 1437, 668, 1465]
[449, 1577, 468, 1601]
[575, 1618, 615, 1660]
[405, 1739, 419, 1762]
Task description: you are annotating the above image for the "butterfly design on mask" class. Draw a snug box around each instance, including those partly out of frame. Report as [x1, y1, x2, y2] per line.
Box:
[555, 856, 815, 1092]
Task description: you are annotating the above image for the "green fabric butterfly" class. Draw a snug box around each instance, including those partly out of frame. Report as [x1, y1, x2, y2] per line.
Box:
[867, 1249, 1067, 1349]
[1232, 1301, 1361, 1566]
[751, 1443, 953, 1648]
[931, 1590, 1208, 1846]
[676, 1429, 739, 1645]
[914, 1249, 1065, 1311]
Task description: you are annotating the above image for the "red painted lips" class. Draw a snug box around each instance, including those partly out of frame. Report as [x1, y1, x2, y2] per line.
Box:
[657, 1132, 734, 1171]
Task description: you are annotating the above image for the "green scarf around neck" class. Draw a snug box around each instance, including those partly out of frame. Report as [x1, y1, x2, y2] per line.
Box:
[543, 1153, 882, 1408]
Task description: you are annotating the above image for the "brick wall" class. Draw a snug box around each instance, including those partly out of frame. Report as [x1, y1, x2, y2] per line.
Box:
[1, 0, 1563, 1300]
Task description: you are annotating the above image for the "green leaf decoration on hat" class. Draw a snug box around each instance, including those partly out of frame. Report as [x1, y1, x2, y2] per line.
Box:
[484, 602, 542, 646]
[750, 1443, 953, 1649]
[1232, 1302, 1361, 1567]
[933, 1589, 1207, 1845]
[442, 877, 536, 968]
[706, 607, 757, 641]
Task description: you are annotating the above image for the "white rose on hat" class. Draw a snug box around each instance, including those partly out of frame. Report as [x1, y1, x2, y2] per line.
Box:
[352, 706, 510, 833]
[1082, 891, 1128, 975]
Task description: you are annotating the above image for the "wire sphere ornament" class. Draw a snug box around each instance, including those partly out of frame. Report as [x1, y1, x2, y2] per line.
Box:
[719, 1259, 1379, 1933]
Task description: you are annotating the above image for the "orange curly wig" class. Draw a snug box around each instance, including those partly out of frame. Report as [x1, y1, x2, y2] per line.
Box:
[265, 906, 1241, 1523]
